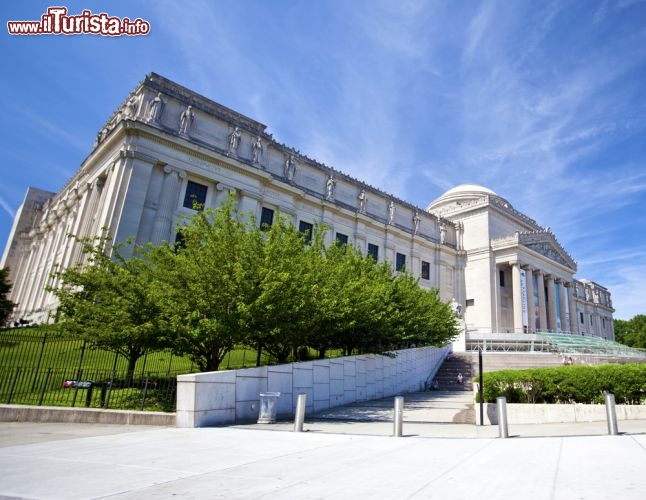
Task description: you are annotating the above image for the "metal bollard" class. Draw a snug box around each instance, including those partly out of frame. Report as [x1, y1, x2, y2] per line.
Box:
[393, 396, 404, 437]
[605, 392, 619, 436]
[294, 393, 307, 432]
[497, 396, 509, 438]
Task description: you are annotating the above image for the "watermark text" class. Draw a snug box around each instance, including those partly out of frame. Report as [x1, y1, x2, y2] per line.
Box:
[7, 7, 150, 36]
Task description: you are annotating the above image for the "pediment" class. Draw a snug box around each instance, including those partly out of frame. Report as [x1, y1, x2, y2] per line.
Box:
[521, 233, 576, 271]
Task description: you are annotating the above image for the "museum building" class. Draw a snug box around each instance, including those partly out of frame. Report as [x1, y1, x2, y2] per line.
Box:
[0, 73, 614, 346]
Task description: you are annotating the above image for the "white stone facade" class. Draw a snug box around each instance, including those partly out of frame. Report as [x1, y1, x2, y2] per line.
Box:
[1, 73, 613, 342]
[427, 185, 615, 340]
[1, 73, 465, 326]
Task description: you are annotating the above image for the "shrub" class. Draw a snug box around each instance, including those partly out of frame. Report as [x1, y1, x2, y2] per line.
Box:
[479, 364, 646, 404]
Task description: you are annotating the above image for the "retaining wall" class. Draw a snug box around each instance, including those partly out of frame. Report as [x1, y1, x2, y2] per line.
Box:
[176, 345, 449, 427]
[476, 402, 646, 425]
[0, 405, 175, 425]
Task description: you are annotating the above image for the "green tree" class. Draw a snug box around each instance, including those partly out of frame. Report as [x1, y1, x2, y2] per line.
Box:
[49, 235, 169, 380]
[615, 315, 646, 349]
[0, 267, 16, 327]
[151, 198, 262, 372]
[247, 217, 320, 364]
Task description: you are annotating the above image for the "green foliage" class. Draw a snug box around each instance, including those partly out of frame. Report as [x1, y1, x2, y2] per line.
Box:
[48, 234, 169, 376]
[150, 198, 261, 372]
[48, 194, 459, 373]
[615, 315, 646, 349]
[480, 364, 646, 404]
[0, 267, 16, 326]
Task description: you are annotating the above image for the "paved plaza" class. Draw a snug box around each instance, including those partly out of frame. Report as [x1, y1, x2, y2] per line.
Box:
[1, 393, 646, 500]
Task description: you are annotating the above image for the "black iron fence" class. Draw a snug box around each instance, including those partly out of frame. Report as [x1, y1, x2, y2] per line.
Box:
[0, 329, 196, 411]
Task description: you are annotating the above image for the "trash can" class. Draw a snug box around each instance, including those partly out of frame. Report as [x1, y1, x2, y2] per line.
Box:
[257, 392, 281, 424]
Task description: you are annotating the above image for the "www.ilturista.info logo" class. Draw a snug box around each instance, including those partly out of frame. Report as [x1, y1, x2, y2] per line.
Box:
[7, 7, 150, 36]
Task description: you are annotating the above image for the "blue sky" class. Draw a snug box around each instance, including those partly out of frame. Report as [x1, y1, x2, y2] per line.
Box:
[1, 1, 645, 320]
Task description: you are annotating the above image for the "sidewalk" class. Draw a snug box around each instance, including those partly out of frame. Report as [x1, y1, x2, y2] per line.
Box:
[1, 394, 646, 499]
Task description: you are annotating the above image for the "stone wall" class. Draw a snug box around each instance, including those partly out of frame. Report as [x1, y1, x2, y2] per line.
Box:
[476, 402, 646, 425]
[176, 345, 449, 427]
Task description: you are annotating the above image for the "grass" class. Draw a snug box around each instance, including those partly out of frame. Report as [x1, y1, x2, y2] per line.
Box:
[0, 328, 334, 410]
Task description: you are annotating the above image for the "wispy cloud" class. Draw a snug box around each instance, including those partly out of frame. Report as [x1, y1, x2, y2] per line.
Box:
[0, 196, 15, 220]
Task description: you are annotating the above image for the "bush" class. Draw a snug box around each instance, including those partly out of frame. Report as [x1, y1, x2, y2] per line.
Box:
[479, 364, 646, 404]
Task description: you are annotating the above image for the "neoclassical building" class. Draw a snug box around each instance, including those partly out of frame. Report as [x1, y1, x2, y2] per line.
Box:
[1, 73, 614, 346]
[428, 186, 614, 343]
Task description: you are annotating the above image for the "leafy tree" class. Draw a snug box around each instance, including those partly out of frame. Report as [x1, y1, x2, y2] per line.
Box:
[615, 315, 646, 349]
[49, 235, 169, 380]
[387, 272, 458, 348]
[0, 267, 16, 326]
[247, 217, 320, 364]
[151, 198, 262, 372]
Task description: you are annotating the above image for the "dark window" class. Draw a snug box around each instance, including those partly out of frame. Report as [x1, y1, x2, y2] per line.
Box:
[421, 260, 430, 280]
[396, 252, 406, 272]
[299, 221, 313, 243]
[174, 231, 185, 251]
[580, 312, 584, 324]
[335, 232, 348, 246]
[260, 207, 274, 231]
[499, 269, 505, 287]
[367, 243, 379, 262]
[183, 181, 207, 210]
[466, 299, 475, 307]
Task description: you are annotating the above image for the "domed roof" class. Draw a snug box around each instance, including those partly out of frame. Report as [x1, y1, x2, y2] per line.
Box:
[441, 184, 497, 197]
[427, 184, 499, 211]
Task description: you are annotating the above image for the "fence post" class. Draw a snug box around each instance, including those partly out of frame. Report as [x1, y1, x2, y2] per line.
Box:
[31, 332, 48, 391]
[37, 368, 52, 406]
[6, 367, 21, 404]
[140, 372, 150, 411]
[71, 368, 83, 407]
[104, 370, 116, 409]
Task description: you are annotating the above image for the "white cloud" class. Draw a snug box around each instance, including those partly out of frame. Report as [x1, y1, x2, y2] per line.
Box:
[0, 196, 15, 220]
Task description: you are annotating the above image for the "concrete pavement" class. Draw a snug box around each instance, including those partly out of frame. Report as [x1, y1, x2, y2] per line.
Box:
[1, 392, 646, 499]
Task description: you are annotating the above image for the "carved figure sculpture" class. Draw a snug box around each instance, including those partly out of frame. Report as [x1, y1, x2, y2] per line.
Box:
[228, 127, 242, 154]
[284, 155, 296, 181]
[123, 95, 139, 119]
[251, 136, 263, 163]
[326, 175, 336, 200]
[179, 105, 194, 135]
[358, 189, 367, 213]
[147, 92, 165, 123]
[413, 211, 421, 235]
[388, 201, 395, 225]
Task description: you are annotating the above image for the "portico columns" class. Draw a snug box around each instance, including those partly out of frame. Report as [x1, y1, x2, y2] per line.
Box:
[567, 283, 577, 333]
[546, 275, 557, 332]
[536, 271, 547, 332]
[524, 267, 535, 333]
[511, 263, 524, 333]
[558, 280, 568, 333]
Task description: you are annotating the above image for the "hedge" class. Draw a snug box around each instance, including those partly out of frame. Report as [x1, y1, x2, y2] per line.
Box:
[477, 364, 646, 404]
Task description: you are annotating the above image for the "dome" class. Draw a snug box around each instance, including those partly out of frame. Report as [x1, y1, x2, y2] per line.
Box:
[427, 184, 499, 211]
[441, 184, 497, 197]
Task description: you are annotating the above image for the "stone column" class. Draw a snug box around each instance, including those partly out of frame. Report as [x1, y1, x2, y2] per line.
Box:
[536, 271, 547, 332]
[494, 264, 502, 332]
[545, 275, 557, 332]
[566, 283, 577, 334]
[558, 280, 568, 333]
[511, 263, 524, 333]
[524, 267, 535, 333]
[151, 166, 185, 244]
